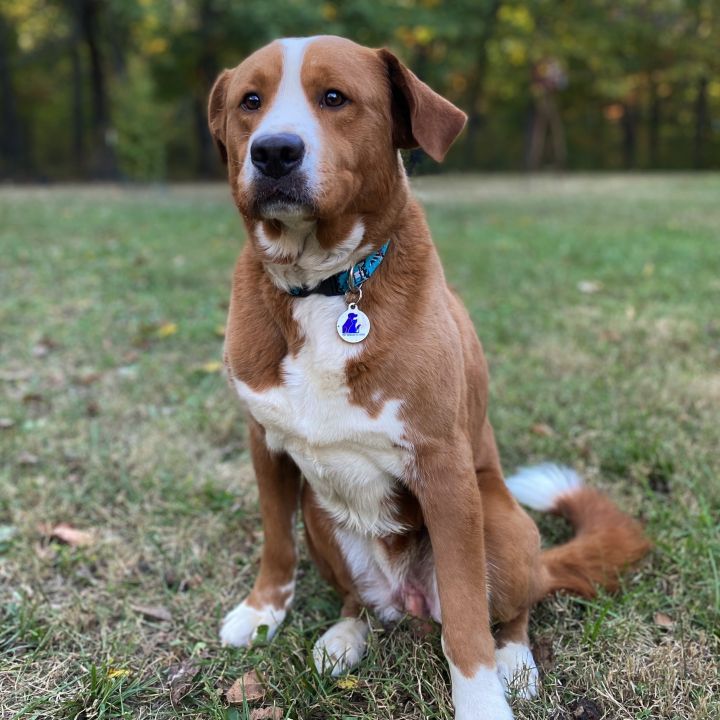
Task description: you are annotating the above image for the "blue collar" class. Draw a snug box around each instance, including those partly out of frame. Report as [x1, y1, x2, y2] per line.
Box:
[288, 241, 390, 297]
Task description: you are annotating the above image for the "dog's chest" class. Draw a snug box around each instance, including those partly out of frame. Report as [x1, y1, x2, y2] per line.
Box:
[233, 296, 411, 535]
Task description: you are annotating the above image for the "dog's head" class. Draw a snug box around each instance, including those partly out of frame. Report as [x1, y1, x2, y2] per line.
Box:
[208, 36, 466, 225]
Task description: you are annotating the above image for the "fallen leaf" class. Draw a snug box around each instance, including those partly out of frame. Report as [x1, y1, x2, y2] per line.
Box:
[653, 612, 675, 629]
[85, 401, 100, 417]
[18, 452, 39, 466]
[156, 322, 178, 338]
[215, 325, 226, 337]
[569, 698, 603, 720]
[131, 604, 173, 622]
[41, 523, 94, 547]
[599, 329, 621, 343]
[577, 280, 602, 294]
[168, 658, 200, 705]
[531, 637, 554, 673]
[0, 368, 33, 382]
[75, 370, 102, 386]
[531, 422, 555, 437]
[199, 361, 222, 373]
[642, 262, 655, 277]
[226, 670, 265, 705]
[250, 708, 283, 719]
[107, 668, 131, 679]
[32, 336, 59, 358]
[336, 676, 359, 690]
[0, 418, 15, 429]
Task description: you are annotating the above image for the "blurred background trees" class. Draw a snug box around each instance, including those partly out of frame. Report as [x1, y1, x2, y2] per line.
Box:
[0, 0, 718, 181]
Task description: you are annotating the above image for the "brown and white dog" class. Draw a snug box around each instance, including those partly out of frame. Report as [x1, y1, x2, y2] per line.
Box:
[208, 36, 649, 719]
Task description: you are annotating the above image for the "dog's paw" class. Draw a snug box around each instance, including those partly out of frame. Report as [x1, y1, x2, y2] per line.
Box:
[495, 642, 539, 699]
[312, 618, 368, 676]
[219, 600, 286, 647]
[449, 663, 515, 720]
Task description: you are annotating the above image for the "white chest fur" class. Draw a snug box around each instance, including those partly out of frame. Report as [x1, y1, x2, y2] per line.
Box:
[233, 295, 411, 536]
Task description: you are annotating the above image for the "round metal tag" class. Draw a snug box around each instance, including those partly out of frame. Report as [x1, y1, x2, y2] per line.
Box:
[336, 304, 370, 343]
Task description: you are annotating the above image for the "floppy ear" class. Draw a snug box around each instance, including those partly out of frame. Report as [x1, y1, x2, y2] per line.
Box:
[379, 49, 467, 163]
[208, 69, 231, 165]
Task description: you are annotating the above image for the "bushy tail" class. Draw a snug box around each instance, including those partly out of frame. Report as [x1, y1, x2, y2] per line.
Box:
[506, 464, 651, 600]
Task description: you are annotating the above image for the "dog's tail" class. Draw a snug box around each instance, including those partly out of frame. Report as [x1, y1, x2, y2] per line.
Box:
[505, 464, 650, 601]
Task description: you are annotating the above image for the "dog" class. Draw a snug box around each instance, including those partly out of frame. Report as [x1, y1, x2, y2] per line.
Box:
[207, 36, 650, 720]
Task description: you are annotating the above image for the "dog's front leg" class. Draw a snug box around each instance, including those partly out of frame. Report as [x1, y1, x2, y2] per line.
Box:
[414, 448, 514, 720]
[220, 419, 301, 647]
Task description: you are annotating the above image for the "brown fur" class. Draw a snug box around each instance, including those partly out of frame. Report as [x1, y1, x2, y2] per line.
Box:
[209, 35, 650, 689]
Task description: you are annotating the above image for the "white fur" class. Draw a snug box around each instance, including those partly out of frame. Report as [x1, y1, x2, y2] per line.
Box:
[262, 219, 370, 291]
[495, 642, 539, 699]
[313, 617, 369, 676]
[233, 294, 411, 536]
[333, 528, 441, 624]
[505, 463, 583, 512]
[219, 597, 290, 647]
[243, 37, 321, 199]
[448, 660, 514, 720]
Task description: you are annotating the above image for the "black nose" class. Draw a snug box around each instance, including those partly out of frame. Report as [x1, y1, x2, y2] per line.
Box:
[250, 133, 305, 178]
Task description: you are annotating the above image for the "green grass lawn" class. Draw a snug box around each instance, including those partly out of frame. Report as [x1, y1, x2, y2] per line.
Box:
[1, 175, 718, 720]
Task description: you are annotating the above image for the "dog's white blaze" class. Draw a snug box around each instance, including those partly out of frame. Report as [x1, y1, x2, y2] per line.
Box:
[233, 294, 411, 536]
[495, 641, 539, 699]
[242, 37, 321, 193]
[263, 219, 370, 291]
[447, 658, 514, 720]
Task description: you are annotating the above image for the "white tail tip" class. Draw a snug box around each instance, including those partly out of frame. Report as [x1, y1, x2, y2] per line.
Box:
[505, 463, 583, 511]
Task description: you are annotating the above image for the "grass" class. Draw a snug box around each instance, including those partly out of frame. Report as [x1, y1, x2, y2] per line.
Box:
[1, 175, 719, 720]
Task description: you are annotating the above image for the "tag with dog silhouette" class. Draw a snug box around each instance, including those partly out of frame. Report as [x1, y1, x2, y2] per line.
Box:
[336, 303, 370, 343]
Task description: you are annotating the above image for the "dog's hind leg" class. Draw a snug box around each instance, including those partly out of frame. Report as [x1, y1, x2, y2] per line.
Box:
[220, 419, 301, 647]
[302, 484, 369, 676]
[494, 610, 539, 699]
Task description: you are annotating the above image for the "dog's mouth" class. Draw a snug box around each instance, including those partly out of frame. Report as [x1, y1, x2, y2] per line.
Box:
[251, 174, 316, 220]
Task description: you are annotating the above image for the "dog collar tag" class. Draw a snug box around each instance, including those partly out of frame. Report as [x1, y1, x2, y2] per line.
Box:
[336, 303, 370, 343]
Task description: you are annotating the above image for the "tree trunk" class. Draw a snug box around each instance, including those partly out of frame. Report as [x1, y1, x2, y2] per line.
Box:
[0, 12, 22, 178]
[70, 19, 85, 176]
[76, 0, 118, 178]
[648, 80, 660, 168]
[621, 102, 638, 169]
[694, 75, 708, 169]
[462, 0, 502, 168]
[195, 0, 220, 177]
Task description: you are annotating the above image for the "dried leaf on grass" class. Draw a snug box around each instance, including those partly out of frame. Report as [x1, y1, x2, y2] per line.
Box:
[653, 612, 675, 629]
[250, 708, 283, 719]
[131, 604, 173, 622]
[39, 522, 94, 547]
[156, 322, 178, 338]
[168, 658, 200, 705]
[226, 670, 265, 705]
[18, 452, 39, 466]
[569, 698, 603, 720]
[577, 280, 603, 294]
[531, 422, 555, 437]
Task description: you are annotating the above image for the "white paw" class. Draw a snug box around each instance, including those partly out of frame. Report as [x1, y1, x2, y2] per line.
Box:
[495, 642, 539, 699]
[449, 662, 514, 720]
[312, 618, 369, 676]
[219, 600, 286, 647]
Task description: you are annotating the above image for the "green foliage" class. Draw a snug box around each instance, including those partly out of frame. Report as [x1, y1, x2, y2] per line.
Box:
[0, 0, 719, 178]
[113, 59, 167, 181]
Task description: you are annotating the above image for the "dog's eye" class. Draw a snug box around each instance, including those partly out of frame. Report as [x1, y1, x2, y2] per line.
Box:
[322, 89, 347, 108]
[241, 93, 262, 111]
